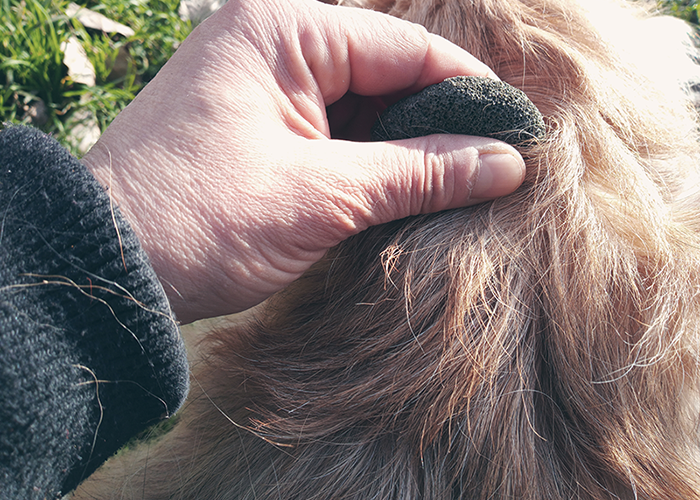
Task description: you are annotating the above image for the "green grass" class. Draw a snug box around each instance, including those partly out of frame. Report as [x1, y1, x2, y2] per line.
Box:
[1, 0, 697, 156]
[0, 0, 190, 155]
[659, 0, 700, 24]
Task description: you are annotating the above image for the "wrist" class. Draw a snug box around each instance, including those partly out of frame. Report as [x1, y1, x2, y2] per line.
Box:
[81, 125, 208, 322]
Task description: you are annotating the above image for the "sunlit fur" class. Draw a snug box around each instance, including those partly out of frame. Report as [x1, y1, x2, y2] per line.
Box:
[75, 0, 700, 498]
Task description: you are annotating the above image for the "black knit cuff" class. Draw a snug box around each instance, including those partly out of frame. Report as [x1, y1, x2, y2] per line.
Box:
[0, 125, 189, 498]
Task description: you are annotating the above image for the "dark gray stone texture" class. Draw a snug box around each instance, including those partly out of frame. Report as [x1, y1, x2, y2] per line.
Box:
[371, 76, 545, 145]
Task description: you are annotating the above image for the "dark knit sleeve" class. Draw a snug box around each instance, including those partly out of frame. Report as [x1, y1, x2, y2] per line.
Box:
[0, 125, 189, 499]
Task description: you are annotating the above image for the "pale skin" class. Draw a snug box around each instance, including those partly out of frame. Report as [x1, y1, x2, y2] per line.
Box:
[82, 0, 525, 324]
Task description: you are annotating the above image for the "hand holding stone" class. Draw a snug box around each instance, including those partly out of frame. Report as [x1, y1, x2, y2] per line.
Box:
[82, 0, 526, 323]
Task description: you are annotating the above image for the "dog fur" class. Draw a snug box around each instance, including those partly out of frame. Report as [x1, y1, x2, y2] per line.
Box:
[74, 0, 700, 498]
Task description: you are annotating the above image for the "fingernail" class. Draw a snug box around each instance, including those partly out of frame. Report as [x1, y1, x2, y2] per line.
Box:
[473, 153, 525, 198]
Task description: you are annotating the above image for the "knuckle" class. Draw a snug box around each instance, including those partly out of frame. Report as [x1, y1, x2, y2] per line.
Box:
[420, 138, 456, 213]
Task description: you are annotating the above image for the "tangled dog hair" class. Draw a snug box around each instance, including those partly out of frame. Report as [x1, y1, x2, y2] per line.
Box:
[75, 0, 700, 498]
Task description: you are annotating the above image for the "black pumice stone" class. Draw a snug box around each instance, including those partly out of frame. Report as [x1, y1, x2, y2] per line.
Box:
[370, 76, 545, 145]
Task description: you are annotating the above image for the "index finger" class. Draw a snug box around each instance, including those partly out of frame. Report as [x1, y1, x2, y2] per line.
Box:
[305, 0, 497, 104]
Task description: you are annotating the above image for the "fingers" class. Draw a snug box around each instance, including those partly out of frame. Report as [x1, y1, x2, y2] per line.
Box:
[415, 34, 499, 91]
[301, 0, 496, 103]
[301, 135, 525, 237]
[202, 0, 495, 140]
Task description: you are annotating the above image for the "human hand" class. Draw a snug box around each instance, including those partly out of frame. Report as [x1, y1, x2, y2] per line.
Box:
[82, 0, 525, 324]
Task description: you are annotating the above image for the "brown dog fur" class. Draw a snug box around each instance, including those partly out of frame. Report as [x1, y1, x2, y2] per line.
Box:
[74, 0, 700, 498]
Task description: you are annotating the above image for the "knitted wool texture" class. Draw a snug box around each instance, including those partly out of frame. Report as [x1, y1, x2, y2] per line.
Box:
[0, 126, 189, 499]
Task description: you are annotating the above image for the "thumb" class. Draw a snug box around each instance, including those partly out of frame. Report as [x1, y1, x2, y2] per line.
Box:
[302, 134, 525, 238]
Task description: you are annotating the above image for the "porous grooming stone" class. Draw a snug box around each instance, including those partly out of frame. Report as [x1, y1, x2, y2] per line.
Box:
[370, 76, 545, 145]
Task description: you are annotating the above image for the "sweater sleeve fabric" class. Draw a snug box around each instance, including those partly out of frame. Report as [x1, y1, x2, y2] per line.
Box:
[0, 125, 189, 499]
